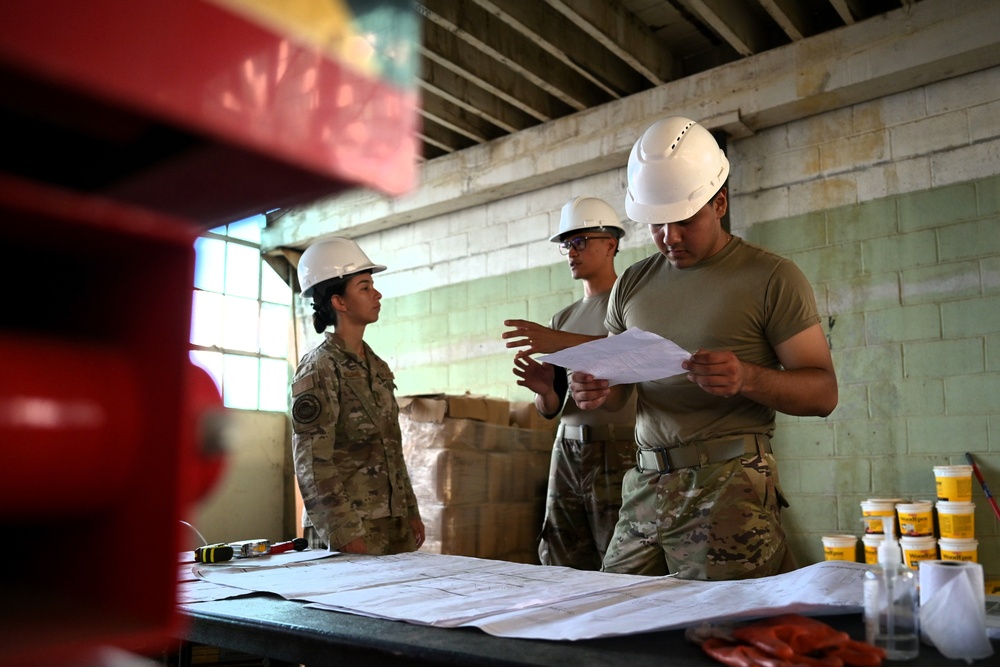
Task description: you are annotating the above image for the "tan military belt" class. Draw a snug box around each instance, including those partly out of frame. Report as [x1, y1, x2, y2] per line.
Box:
[636, 433, 771, 474]
[557, 423, 635, 443]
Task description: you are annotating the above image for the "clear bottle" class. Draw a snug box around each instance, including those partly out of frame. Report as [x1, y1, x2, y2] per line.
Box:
[863, 517, 919, 659]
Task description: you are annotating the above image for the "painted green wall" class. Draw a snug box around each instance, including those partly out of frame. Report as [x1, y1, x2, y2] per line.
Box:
[367, 245, 652, 399]
[363, 174, 1000, 578]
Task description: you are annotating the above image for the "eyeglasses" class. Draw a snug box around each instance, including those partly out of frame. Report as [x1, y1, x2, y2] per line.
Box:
[558, 235, 613, 255]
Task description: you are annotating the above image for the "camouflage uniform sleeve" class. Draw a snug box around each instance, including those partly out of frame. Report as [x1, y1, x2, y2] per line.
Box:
[369, 354, 422, 523]
[399, 427, 422, 522]
[290, 352, 365, 549]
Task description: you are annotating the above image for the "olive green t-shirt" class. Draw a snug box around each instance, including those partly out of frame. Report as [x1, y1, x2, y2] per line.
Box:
[550, 291, 637, 428]
[606, 236, 820, 448]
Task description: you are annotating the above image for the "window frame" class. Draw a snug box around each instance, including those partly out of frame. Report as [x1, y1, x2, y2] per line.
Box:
[190, 218, 291, 412]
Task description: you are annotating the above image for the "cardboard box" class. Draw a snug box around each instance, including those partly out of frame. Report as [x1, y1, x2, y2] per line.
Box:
[401, 415, 499, 451]
[478, 502, 542, 562]
[398, 395, 448, 423]
[449, 393, 510, 425]
[399, 392, 551, 564]
[509, 401, 558, 432]
[418, 503, 479, 556]
[488, 453, 550, 502]
[400, 393, 510, 426]
[405, 449, 488, 505]
[514, 425, 559, 452]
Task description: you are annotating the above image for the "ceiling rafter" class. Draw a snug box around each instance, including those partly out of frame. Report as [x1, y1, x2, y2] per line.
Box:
[420, 0, 607, 112]
[470, 0, 621, 98]
[758, 0, 807, 40]
[550, 0, 679, 85]
[418, 57, 535, 134]
[418, 27, 564, 123]
[404, 0, 923, 161]
[677, 0, 777, 57]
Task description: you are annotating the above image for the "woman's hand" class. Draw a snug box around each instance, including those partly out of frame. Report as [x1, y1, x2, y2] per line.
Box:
[410, 518, 426, 549]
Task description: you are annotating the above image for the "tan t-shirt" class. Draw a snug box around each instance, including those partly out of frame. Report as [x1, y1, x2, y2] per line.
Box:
[606, 237, 820, 448]
[550, 291, 637, 428]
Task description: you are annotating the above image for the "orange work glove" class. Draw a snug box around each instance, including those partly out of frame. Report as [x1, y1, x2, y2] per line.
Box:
[743, 615, 885, 667]
[825, 640, 886, 667]
[702, 638, 795, 667]
[698, 615, 886, 667]
[732, 615, 849, 659]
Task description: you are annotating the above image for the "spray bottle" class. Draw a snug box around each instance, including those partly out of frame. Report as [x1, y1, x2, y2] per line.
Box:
[863, 516, 919, 659]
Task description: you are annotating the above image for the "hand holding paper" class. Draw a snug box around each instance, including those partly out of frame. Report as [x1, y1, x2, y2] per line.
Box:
[536, 327, 691, 386]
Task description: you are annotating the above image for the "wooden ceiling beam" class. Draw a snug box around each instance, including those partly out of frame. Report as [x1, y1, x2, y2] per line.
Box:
[420, 0, 609, 111]
[418, 91, 497, 145]
[758, 0, 806, 40]
[471, 0, 621, 98]
[419, 55, 536, 134]
[419, 20, 571, 122]
[678, 0, 775, 56]
[550, 0, 679, 85]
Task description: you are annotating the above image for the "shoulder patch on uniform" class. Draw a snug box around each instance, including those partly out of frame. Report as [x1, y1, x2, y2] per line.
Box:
[292, 394, 322, 424]
[292, 374, 316, 396]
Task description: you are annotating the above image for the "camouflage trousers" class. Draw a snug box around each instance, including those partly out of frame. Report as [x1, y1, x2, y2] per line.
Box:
[601, 451, 789, 581]
[537, 435, 635, 570]
[305, 515, 418, 555]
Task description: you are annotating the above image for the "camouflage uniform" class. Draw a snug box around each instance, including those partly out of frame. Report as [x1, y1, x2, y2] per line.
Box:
[601, 450, 788, 580]
[290, 332, 421, 554]
[538, 429, 635, 569]
[603, 238, 820, 580]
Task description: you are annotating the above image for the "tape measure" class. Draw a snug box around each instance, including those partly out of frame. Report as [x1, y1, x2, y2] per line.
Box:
[194, 543, 234, 563]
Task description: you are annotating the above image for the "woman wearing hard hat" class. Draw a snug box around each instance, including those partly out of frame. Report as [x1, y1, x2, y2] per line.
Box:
[290, 237, 425, 555]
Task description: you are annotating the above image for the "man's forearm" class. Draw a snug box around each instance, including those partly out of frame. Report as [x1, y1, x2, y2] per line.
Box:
[534, 387, 562, 418]
[740, 363, 838, 418]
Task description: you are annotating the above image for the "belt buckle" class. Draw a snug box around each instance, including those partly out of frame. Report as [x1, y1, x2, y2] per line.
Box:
[579, 424, 590, 442]
[636, 447, 670, 474]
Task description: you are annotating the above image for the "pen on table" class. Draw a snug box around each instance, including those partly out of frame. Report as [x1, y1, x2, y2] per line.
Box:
[965, 452, 1000, 523]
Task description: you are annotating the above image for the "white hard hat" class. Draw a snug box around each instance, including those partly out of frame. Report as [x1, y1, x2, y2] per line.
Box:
[297, 237, 386, 298]
[624, 116, 730, 224]
[549, 196, 627, 242]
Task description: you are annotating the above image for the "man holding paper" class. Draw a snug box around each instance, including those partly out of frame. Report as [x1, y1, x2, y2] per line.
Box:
[503, 196, 637, 570]
[569, 116, 838, 581]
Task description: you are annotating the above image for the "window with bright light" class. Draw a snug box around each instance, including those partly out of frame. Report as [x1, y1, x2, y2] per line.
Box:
[190, 214, 291, 411]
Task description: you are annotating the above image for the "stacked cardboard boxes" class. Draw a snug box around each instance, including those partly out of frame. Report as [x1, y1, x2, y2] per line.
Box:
[398, 393, 556, 564]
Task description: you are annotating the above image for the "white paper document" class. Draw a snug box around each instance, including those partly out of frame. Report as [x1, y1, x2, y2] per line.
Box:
[188, 551, 867, 641]
[536, 327, 691, 385]
[178, 549, 335, 603]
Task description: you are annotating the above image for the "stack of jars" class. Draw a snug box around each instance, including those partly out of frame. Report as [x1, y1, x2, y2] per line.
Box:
[932, 464, 978, 563]
[852, 465, 977, 568]
[823, 464, 978, 565]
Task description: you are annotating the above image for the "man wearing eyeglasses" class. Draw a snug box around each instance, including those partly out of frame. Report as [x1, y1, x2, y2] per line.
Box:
[502, 196, 637, 570]
[569, 117, 838, 581]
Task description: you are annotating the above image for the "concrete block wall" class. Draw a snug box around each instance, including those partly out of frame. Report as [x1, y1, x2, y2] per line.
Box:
[292, 65, 1000, 576]
[727, 65, 1000, 571]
